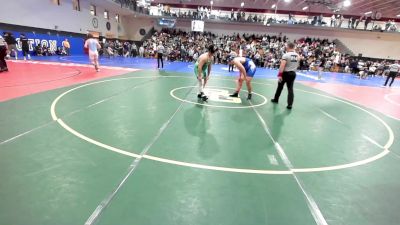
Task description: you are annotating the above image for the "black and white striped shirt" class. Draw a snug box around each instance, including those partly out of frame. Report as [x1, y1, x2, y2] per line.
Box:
[389, 64, 400, 72]
[157, 45, 164, 54]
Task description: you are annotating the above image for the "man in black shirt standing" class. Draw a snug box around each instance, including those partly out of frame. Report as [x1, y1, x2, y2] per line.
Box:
[3, 32, 18, 60]
[19, 34, 31, 60]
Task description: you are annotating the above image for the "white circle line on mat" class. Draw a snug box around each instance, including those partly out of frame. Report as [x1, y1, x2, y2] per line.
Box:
[50, 77, 394, 174]
[170, 86, 268, 109]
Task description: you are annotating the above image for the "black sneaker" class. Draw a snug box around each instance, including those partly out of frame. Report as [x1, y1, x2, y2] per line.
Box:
[286, 105, 292, 110]
[197, 92, 204, 98]
[247, 93, 252, 100]
[271, 99, 278, 103]
[229, 92, 239, 98]
[202, 95, 208, 101]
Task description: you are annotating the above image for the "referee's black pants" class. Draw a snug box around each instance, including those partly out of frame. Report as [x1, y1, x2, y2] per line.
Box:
[157, 53, 163, 68]
[384, 72, 397, 87]
[273, 71, 296, 106]
[228, 64, 234, 72]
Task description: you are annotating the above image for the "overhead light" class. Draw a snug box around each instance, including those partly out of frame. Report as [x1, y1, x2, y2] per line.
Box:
[210, 0, 213, 5]
[364, 11, 372, 15]
[271, 4, 276, 9]
[240, 2, 244, 7]
[397, 14, 400, 17]
[343, 0, 351, 7]
[302, 6, 309, 10]
[284, 0, 291, 2]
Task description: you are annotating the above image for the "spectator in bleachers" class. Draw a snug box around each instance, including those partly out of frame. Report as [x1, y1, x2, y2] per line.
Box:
[131, 42, 138, 57]
[62, 38, 70, 55]
[364, 16, 372, 30]
[336, 14, 343, 28]
[355, 15, 363, 29]
[56, 46, 67, 55]
[35, 44, 43, 56]
[139, 45, 144, 57]
[330, 15, 336, 27]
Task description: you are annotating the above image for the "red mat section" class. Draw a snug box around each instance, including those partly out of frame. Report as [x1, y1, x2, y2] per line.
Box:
[301, 82, 400, 120]
[0, 61, 140, 102]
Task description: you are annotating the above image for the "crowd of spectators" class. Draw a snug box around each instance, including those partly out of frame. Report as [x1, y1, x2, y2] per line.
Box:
[3, 28, 397, 79]
[34, 44, 68, 56]
[99, 39, 139, 57]
[134, 28, 397, 79]
[347, 59, 398, 79]
[164, 7, 398, 32]
[76, 0, 400, 78]
[138, 29, 342, 71]
[113, 0, 150, 14]
[112, 0, 399, 33]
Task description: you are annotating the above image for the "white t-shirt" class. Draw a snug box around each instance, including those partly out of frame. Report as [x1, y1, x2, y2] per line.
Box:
[85, 39, 99, 54]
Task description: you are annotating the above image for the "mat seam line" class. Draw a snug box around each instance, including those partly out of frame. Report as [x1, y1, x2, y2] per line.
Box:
[84, 82, 197, 225]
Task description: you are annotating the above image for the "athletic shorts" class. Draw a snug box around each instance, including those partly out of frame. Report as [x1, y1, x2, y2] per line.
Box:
[194, 63, 208, 78]
[89, 51, 99, 62]
[246, 66, 256, 77]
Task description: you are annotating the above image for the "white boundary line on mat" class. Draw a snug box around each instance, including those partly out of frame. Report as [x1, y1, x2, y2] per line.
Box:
[50, 77, 394, 175]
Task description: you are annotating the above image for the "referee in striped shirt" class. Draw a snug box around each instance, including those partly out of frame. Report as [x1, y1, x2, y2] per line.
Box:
[383, 61, 399, 87]
[271, 42, 300, 109]
[157, 41, 164, 69]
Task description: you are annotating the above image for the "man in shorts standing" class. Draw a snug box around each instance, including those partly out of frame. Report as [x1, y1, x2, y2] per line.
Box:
[84, 34, 101, 72]
[194, 45, 217, 101]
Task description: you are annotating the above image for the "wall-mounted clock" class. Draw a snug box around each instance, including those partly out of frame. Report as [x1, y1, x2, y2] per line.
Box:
[106, 22, 111, 31]
[92, 18, 98, 28]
